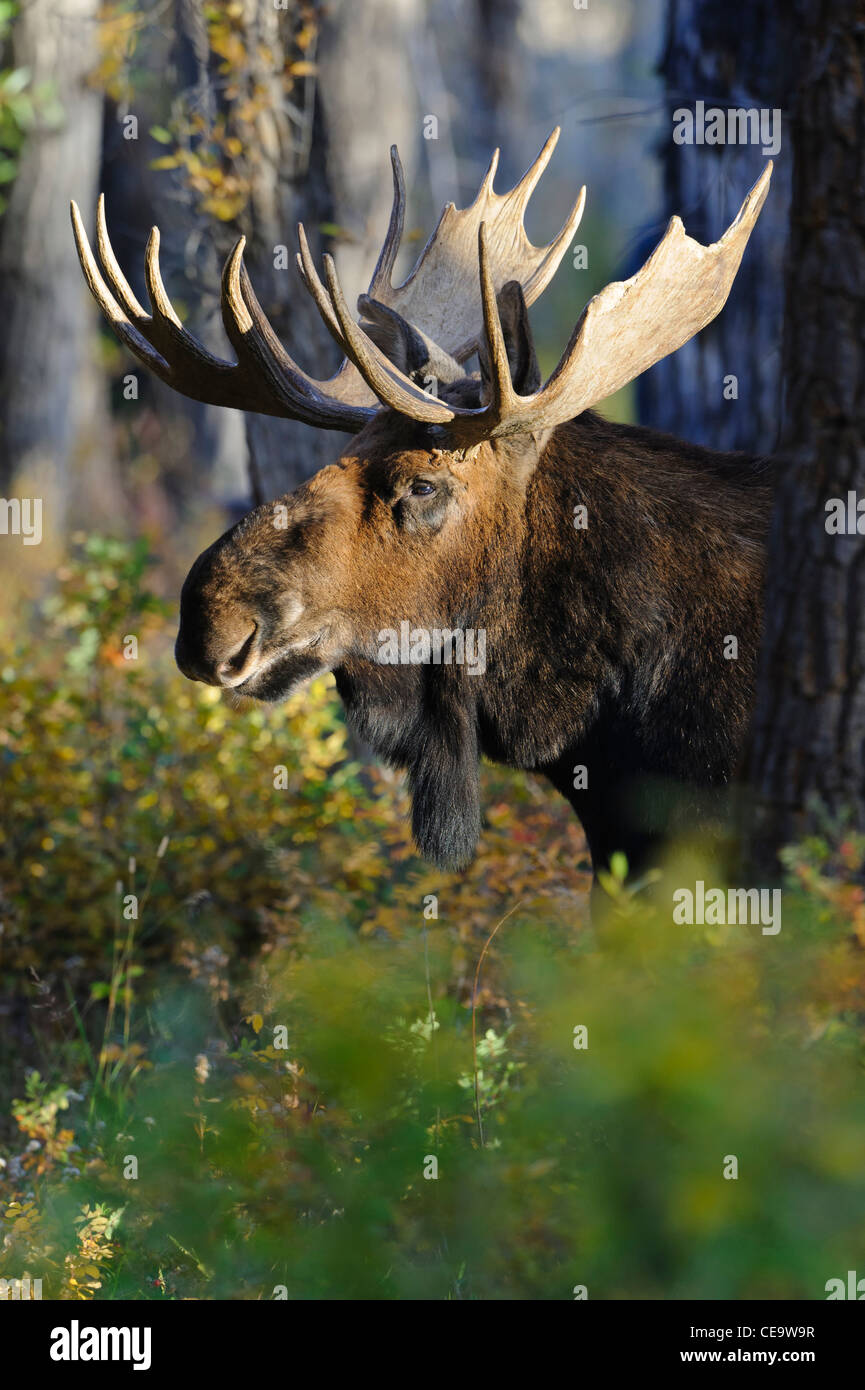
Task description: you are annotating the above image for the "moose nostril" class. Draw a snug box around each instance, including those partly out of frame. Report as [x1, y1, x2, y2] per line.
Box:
[217, 623, 259, 683]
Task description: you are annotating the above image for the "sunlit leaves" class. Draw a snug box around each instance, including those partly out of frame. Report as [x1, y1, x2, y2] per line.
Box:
[2, 534, 865, 1299]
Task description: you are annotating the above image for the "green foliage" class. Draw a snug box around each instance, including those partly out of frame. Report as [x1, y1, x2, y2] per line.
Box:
[0, 1, 63, 214]
[459, 1027, 522, 1117]
[1, 539, 865, 1300]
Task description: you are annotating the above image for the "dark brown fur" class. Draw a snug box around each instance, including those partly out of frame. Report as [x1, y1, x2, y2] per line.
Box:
[176, 374, 773, 881]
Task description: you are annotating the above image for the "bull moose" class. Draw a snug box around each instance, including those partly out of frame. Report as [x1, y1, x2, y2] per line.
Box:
[71, 129, 773, 890]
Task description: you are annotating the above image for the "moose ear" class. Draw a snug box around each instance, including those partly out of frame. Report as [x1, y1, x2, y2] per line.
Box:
[407, 672, 481, 872]
[479, 279, 541, 396]
[357, 295, 466, 389]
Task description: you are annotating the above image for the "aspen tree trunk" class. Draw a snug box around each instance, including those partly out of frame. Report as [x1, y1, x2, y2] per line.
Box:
[0, 0, 114, 529]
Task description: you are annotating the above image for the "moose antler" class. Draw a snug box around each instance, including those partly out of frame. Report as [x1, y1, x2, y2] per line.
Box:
[303, 159, 774, 440]
[474, 160, 774, 437]
[360, 126, 585, 363]
[70, 195, 376, 430]
[72, 133, 771, 442]
[72, 129, 582, 433]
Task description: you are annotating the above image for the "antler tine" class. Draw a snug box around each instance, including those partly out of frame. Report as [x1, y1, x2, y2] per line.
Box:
[297, 220, 453, 421]
[320, 252, 455, 424]
[474, 146, 500, 203]
[142, 225, 208, 365]
[95, 194, 148, 320]
[71, 198, 376, 430]
[521, 184, 587, 307]
[510, 126, 560, 213]
[295, 222, 344, 339]
[71, 200, 184, 382]
[364, 128, 583, 364]
[222, 240, 376, 422]
[477, 222, 516, 424]
[368, 145, 407, 299]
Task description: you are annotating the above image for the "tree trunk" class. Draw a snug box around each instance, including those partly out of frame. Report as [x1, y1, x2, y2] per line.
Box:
[639, 0, 791, 456]
[0, 0, 114, 529]
[743, 0, 865, 868]
[230, 0, 424, 505]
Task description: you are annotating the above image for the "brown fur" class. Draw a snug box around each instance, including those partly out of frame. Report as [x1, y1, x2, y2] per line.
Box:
[176, 386, 773, 880]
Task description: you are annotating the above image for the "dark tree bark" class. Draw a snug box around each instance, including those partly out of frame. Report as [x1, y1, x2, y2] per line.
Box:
[639, 0, 791, 456]
[97, 4, 245, 514]
[228, 0, 423, 505]
[743, 0, 865, 867]
[221, 0, 337, 504]
[472, 0, 525, 168]
[233, 0, 518, 504]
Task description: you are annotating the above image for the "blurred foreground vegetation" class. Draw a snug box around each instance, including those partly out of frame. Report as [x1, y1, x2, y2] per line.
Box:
[1, 538, 864, 1299]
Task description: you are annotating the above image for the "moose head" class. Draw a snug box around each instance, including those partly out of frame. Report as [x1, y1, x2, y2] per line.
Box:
[72, 130, 773, 880]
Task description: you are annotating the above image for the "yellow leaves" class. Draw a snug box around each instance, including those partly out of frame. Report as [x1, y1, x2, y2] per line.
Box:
[130, 0, 323, 225]
[360, 905, 403, 939]
[62, 1204, 119, 1300]
[209, 26, 248, 72]
[232, 97, 261, 125]
[247, 1013, 264, 1035]
[201, 190, 249, 223]
[4, 1199, 37, 1232]
[93, 2, 141, 104]
[147, 123, 253, 221]
[295, 22, 317, 53]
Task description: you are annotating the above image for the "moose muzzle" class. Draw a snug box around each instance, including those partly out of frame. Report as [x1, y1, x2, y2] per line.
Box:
[175, 616, 261, 687]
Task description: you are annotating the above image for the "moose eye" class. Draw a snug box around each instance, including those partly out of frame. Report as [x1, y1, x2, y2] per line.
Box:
[409, 480, 436, 497]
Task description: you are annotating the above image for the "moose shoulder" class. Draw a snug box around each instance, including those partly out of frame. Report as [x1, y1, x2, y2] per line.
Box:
[71, 129, 774, 889]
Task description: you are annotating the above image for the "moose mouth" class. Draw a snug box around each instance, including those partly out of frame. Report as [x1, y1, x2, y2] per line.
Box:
[225, 644, 330, 705]
[176, 609, 331, 703]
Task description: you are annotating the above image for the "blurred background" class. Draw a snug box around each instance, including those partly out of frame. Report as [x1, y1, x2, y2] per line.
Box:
[1, 0, 863, 1303]
[0, 0, 788, 541]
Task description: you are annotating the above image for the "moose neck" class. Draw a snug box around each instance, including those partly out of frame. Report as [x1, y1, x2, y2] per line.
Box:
[336, 411, 772, 875]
